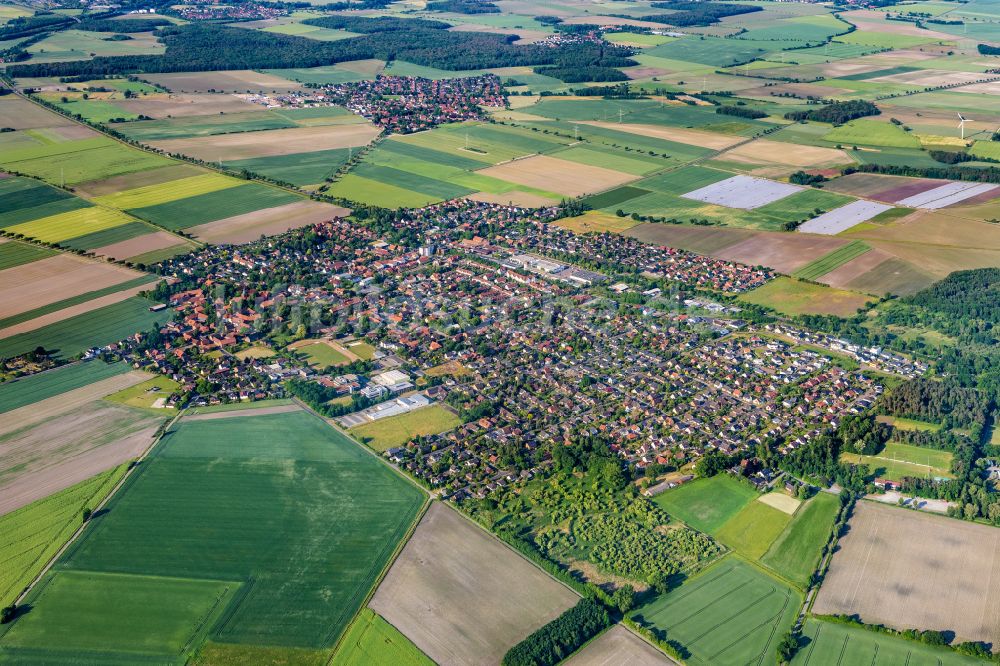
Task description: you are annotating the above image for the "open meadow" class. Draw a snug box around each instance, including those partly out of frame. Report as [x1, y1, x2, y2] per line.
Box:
[652, 475, 758, 534]
[370, 502, 578, 665]
[349, 404, 463, 452]
[0, 408, 425, 662]
[813, 501, 1000, 645]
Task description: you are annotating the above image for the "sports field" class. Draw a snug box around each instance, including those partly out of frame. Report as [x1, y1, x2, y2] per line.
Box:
[714, 499, 793, 561]
[813, 501, 1000, 645]
[652, 475, 758, 534]
[633, 556, 801, 666]
[0, 409, 425, 661]
[760, 492, 839, 588]
[350, 404, 463, 452]
[840, 441, 954, 481]
[792, 618, 984, 666]
[293, 340, 351, 368]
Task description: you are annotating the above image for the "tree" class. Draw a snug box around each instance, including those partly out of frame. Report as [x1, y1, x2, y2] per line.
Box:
[612, 584, 635, 613]
[82, 507, 93, 522]
[0, 605, 15, 624]
[776, 631, 799, 663]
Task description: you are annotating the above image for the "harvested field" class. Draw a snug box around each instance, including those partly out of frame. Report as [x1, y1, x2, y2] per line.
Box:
[553, 211, 641, 234]
[714, 233, 847, 274]
[813, 501, 1000, 644]
[565, 626, 674, 666]
[0, 254, 142, 319]
[719, 141, 849, 168]
[682, 175, 802, 210]
[740, 277, 872, 316]
[758, 492, 801, 515]
[92, 231, 188, 261]
[370, 502, 577, 666]
[150, 124, 381, 161]
[467, 190, 559, 207]
[580, 121, 742, 150]
[141, 70, 305, 93]
[625, 224, 756, 255]
[797, 201, 894, 235]
[824, 173, 933, 200]
[816, 248, 894, 291]
[0, 401, 162, 517]
[186, 200, 346, 244]
[0, 96, 74, 130]
[115, 92, 266, 118]
[476, 155, 636, 197]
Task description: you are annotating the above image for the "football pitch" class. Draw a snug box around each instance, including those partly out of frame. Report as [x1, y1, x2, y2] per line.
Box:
[0, 409, 425, 662]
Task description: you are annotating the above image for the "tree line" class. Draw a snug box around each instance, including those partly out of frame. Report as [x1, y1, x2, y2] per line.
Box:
[784, 100, 879, 123]
[502, 598, 610, 665]
[646, 1, 761, 27]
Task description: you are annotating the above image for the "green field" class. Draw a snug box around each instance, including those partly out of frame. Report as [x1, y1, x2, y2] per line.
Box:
[296, 341, 350, 368]
[0, 275, 157, 330]
[0, 410, 425, 661]
[760, 492, 839, 587]
[264, 64, 377, 85]
[350, 404, 463, 452]
[792, 618, 984, 666]
[0, 176, 90, 228]
[884, 416, 943, 432]
[652, 475, 758, 534]
[0, 360, 129, 413]
[0, 297, 172, 360]
[0, 465, 127, 607]
[793, 242, 871, 281]
[0, 136, 171, 185]
[646, 37, 796, 67]
[6, 205, 137, 244]
[94, 173, 242, 209]
[326, 174, 439, 208]
[0, 240, 56, 270]
[740, 277, 873, 317]
[128, 183, 301, 229]
[633, 556, 802, 666]
[714, 500, 792, 560]
[45, 97, 139, 124]
[330, 608, 433, 666]
[105, 375, 179, 410]
[224, 149, 352, 187]
[823, 120, 920, 149]
[841, 441, 954, 481]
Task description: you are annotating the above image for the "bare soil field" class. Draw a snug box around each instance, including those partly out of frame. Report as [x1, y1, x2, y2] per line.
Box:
[116, 92, 266, 118]
[813, 501, 1000, 644]
[719, 141, 849, 168]
[151, 124, 381, 161]
[476, 155, 636, 197]
[842, 257, 935, 296]
[838, 10, 953, 38]
[0, 96, 74, 130]
[715, 232, 848, 274]
[823, 173, 933, 200]
[0, 280, 161, 340]
[186, 200, 347, 244]
[0, 255, 144, 319]
[73, 164, 204, 198]
[625, 224, 756, 255]
[874, 69, 984, 87]
[370, 502, 578, 666]
[141, 70, 305, 93]
[0, 401, 162, 517]
[816, 247, 895, 291]
[468, 190, 559, 207]
[581, 121, 742, 150]
[565, 626, 675, 666]
[92, 231, 188, 261]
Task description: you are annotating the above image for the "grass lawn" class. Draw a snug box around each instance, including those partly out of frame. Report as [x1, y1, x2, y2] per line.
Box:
[841, 441, 953, 481]
[652, 475, 758, 534]
[105, 375, 179, 410]
[740, 277, 872, 317]
[760, 492, 839, 588]
[792, 617, 984, 665]
[633, 556, 801, 666]
[877, 415, 942, 432]
[330, 608, 433, 666]
[3, 410, 425, 660]
[233, 345, 275, 360]
[350, 404, 462, 452]
[0, 361, 129, 414]
[0, 466, 126, 606]
[344, 341, 376, 360]
[295, 341, 350, 368]
[714, 499, 792, 561]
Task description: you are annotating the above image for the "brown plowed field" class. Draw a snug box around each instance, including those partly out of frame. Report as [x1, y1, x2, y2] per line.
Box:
[186, 200, 347, 244]
[476, 155, 636, 198]
[93, 231, 185, 261]
[151, 123, 381, 161]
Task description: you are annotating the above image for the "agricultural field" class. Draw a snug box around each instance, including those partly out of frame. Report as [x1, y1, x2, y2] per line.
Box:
[370, 502, 578, 665]
[105, 375, 180, 411]
[632, 556, 802, 666]
[740, 277, 873, 317]
[713, 498, 793, 561]
[0, 135, 172, 185]
[565, 625, 672, 665]
[792, 618, 985, 666]
[0, 409, 425, 661]
[149, 123, 381, 162]
[329, 609, 433, 666]
[813, 501, 1000, 645]
[349, 404, 463, 452]
[792, 241, 872, 281]
[0, 361, 130, 414]
[0, 466, 127, 607]
[652, 475, 758, 534]
[760, 492, 839, 588]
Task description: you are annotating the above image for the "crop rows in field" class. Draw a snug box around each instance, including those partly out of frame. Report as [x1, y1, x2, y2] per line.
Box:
[793, 241, 871, 281]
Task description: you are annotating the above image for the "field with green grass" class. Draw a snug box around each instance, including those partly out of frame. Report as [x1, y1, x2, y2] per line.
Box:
[0, 136, 171, 185]
[105, 375, 179, 410]
[0, 240, 56, 270]
[0, 465, 127, 607]
[793, 241, 871, 281]
[6, 205, 138, 244]
[0, 409, 424, 661]
[792, 617, 984, 666]
[93, 173, 243, 209]
[823, 120, 920, 149]
[741, 277, 872, 317]
[296, 341, 350, 368]
[224, 149, 352, 187]
[0, 361, 129, 413]
[633, 556, 801, 666]
[760, 492, 839, 587]
[652, 475, 758, 534]
[350, 404, 462, 452]
[841, 441, 954, 481]
[714, 499, 792, 560]
[330, 608, 433, 666]
[128, 183, 301, 229]
[0, 297, 172, 360]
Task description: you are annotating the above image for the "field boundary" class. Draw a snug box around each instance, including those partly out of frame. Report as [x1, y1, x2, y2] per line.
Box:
[13, 409, 182, 607]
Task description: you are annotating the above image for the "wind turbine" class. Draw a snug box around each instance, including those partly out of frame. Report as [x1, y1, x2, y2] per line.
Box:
[958, 112, 972, 140]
